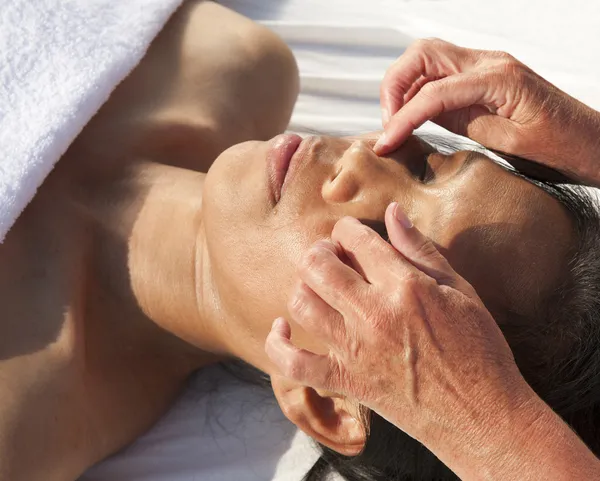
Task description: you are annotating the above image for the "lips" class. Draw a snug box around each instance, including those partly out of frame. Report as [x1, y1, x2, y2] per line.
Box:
[266, 133, 303, 203]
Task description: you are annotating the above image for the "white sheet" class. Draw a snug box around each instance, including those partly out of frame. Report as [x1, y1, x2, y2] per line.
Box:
[80, 1, 600, 481]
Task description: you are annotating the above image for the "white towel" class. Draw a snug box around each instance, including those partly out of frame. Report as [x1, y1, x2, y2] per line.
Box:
[0, 0, 184, 242]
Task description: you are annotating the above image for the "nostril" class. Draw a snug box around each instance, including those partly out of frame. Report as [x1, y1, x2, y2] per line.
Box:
[323, 139, 377, 204]
[331, 164, 342, 182]
[322, 170, 360, 204]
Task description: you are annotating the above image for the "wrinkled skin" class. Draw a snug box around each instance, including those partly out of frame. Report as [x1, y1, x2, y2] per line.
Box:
[265, 206, 600, 481]
[266, 205, 526, 447]
[377, 38, 600, 188]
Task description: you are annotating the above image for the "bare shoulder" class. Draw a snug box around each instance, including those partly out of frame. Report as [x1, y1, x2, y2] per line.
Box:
[155, 0, 301, 151]
[69, 0, 299, 176]
[164, 0, 301, 144]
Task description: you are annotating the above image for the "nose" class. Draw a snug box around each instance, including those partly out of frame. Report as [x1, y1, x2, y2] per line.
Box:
[322, 140, 383, 204]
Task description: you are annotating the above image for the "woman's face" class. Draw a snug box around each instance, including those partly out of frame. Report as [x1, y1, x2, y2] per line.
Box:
[202, 134, 573, 364]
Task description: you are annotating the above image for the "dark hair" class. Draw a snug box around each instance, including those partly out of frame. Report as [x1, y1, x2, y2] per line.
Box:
[301, 140, 600, 481]
[227, 137, 600, 481]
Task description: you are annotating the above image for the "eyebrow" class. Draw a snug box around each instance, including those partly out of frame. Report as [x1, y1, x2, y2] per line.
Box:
[489, 148, 578, 184]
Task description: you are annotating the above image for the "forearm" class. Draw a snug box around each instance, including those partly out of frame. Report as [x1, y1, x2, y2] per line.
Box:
[543, 97, 600, 187]
[577, 106, 600, 187]
[427, 387, 600, 481]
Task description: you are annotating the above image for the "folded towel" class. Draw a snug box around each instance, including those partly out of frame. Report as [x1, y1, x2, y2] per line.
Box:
[0, 0, 183, 242]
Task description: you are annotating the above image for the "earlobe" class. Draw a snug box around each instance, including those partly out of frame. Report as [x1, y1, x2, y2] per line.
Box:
[271, 375, 367, 456]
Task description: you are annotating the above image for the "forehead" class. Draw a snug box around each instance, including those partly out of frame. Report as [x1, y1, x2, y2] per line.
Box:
[433, 153, 574, 316]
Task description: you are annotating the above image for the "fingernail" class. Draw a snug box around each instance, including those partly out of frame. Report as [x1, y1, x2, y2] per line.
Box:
[393, 203, 413, 229]
[273, 317, 285, 330]
[373, 132, 389, 153]
[382, 108, 391, 126]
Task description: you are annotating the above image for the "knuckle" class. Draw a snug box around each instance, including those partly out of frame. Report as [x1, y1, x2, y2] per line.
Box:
[399, 273, 423, 296]
[387, 288, 408, 310]
[409, 38, 428, 52]
[264, 334, 278, 359]
[491, 50, 515, 62]
[424, 37, 449, 49]
[283, 355, 305, 380]
[414, 239, 440, 260]
[502, 129, 527, 154]
[407, 38, 433, 59]
[419, 80, 442, 99]
[347, 224, 379, 252]
[298, 245, 331, 276]
[498, 58, 526, 80]
[475, 49, 520, 72]
[345, 337, 362, 359]
[288, 286, 310, 319]
[413, 37, 444, 51]
[393, 274, 433, 304]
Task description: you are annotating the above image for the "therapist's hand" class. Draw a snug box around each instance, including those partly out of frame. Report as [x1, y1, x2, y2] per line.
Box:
[265, 202, 532, 450]
[376, 39, 600, 187]
[265, 205, 600, 481]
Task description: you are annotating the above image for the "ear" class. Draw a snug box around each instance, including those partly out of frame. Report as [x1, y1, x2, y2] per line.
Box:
[271, 375, 367, 456]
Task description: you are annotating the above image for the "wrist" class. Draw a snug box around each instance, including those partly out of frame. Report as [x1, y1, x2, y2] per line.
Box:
[571, 104, 600, 186]
[544, 97, 600, 187]
[428, 381, 600, 481]
[425, 378, 538, 478]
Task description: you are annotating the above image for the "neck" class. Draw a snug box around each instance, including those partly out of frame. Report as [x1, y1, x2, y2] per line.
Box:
[82, 157, 275, 374]
[78, 160, 226, 365]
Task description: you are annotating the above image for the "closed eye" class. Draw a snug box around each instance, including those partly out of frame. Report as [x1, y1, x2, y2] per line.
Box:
[420, 154, 434, 183]
[420, 150, 478, 183]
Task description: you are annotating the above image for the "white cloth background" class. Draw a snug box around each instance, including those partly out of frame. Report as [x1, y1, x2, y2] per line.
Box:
[79, 1, 600, 481]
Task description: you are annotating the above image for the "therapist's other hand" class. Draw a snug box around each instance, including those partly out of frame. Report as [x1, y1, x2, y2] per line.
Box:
[377, 39, 600, 186]
[265, 202, 531, 447]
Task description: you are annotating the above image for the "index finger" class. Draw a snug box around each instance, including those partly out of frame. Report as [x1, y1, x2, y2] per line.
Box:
[380, 38, 472, 120]
[331, 216, 419, 286]
[297, 239, 369, 316]
[376, 72, 488, 155]
[384, 203, 473, 295]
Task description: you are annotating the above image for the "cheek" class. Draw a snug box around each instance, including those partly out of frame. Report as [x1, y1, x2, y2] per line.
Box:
[206, 203, 336, 339]
[204, 144, 341, 350]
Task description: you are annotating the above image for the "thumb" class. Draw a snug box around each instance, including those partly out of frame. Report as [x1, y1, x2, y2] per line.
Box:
[384, 203, 468, 292]
[265, 317, 338, 390]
